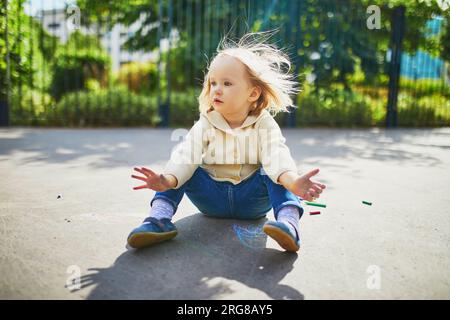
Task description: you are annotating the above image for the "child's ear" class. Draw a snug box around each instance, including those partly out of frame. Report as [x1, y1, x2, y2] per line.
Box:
[248, 86, 262, 102]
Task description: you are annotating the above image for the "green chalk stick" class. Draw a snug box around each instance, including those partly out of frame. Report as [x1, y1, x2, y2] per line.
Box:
[304, 201, 327, 208]
[362, 201, 372, 206]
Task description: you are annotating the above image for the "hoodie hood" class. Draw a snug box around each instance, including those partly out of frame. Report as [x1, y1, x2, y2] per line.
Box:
[201, 109, 269, 134]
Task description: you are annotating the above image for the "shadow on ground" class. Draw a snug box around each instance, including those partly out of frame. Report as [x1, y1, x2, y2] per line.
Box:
[1, 128, 449, 170]
[75, 214, 304, 300]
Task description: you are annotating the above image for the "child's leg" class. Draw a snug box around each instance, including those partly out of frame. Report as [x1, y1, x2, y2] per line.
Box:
[233, 168, 303, 220]
[183, 168, 233, 217]
[148, 198, 177, 220]
[128, 167, 211, 249]
[258, 170, 303, 221]
[258, 169, 303, 252]
[127, 185, 186, 248]
[149, 166, 232, 219]
[148, 187, 186, 220]
[231, 170, 272, 219]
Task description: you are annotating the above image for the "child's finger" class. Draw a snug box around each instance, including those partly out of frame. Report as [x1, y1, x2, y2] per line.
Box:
[304, 193, 314, 201]
[133, 184, 148, 190]
[133, 167, 149, 177]
[141, 167, 156, 177]
[311, 185, 323, 194]
[308, 188, 318, 197]
[312, 181, 326, 189]
[131, 175, 147, 182]
[304, 168, 320, 179]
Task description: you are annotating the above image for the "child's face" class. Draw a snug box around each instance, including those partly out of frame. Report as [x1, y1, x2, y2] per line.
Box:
[208, 54, 260, 119]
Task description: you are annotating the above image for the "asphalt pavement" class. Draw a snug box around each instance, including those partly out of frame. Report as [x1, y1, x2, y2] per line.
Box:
[0, 127, 449, 299]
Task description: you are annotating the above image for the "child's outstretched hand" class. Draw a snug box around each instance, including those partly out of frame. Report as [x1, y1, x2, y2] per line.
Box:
[131, 167, 174, 192]
[287, 168, 326, 202]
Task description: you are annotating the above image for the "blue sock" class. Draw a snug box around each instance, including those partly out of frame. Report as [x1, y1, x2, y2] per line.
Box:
[276, 206, 300, 239]
[147, 198, 175, 221]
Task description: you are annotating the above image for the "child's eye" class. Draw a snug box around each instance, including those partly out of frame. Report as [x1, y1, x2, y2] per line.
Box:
[224, 81, 232, 86]
[210, 81, 216, 86]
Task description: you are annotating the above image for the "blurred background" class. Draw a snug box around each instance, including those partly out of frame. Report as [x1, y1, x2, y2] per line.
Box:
[1, 0, 449, 128]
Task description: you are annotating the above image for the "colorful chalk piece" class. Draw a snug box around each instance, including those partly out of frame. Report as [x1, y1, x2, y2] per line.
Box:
[304, 201, 326, 208]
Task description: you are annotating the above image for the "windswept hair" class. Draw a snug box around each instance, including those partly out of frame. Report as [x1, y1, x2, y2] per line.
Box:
[198, 30, 300, 117]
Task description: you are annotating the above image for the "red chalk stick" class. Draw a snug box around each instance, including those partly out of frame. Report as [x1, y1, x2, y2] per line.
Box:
[309, 211, 321, 215]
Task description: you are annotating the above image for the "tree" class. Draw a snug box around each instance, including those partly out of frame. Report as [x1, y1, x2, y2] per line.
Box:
[50, 31, 110, 100]
[1, 0, 59, 101]
[59, 0, 450, 91]
[1, 0, 33, 101]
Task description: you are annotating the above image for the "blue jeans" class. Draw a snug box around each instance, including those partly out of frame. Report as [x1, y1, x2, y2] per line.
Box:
[151, 167, 303, 220]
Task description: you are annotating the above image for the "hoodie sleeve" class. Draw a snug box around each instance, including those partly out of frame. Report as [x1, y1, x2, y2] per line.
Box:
[258, 115, 298, 184]
[163, 116, 208, 189]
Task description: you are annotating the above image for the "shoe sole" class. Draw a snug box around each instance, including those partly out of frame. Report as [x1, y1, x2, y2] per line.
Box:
[127, 230, 178, 249]
[263, 224, 300, 252]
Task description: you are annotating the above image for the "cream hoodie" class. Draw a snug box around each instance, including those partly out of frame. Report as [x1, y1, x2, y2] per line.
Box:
[163, 109, 298, 189]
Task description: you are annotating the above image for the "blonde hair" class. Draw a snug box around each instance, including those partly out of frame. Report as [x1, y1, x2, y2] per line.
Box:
[198, 31, 300, 117]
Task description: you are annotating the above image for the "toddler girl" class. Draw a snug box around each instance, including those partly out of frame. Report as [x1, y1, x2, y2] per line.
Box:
[129, 32, 326, 252]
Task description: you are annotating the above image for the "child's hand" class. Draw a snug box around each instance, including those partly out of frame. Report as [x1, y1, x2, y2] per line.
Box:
[131, 167, 174, 192]
[289, 168, 326, 202]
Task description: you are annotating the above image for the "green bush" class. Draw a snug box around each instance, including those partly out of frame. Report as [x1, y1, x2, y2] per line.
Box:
[48, 87, 160, 127]
[165, 41, 201, 91]
[116, 61, 158, 94]
[293, 86, 450, 127]
[296, 88, 385, 127]
[50, 50, 110, 101]
[168, 89, 201, 127]
[399, 78, 450, 98]
[398, 93, 450, 126]
[10, 88, 55, 126]
[10, 85, 449, 128]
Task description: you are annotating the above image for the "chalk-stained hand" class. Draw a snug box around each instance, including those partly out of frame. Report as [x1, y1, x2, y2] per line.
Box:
[131, 167, 172, 192]
[290, 168, 326, 202]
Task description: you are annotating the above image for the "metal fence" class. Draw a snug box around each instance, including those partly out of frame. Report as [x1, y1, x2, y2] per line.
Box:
[1, 0, 449, 127]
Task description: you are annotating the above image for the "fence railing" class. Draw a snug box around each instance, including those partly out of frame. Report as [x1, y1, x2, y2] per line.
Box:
[1, 0, 449, 127]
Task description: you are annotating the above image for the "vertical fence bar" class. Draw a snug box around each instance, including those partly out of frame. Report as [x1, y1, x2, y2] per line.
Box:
[286, 0, 300, 127]
[51, 2, 57, 126]
[211, 0, 218, 55]
[96, 17, 102, 126]
[157, 0, 162, 125]
[230, 0, 237, 37]
[194, 0, 201, 86]
[1, 0, 10, 126]
[186, 0, 195, 96]
[113, 21, 118, 126]
[107, 11, 112, 126]
[17, 0, 23, 122]
[85, 13, 91, 127]
[209, 0, 213, 56]
[157, 0, 167, 126]
[166, 0, 173, 125]
[245, 0, 251, 32]
[203, 0, 209, 58]
[173, 0, 182, 112]
[386, 5, 405, 128]
[39, 0, 44, 120]
[185, 0, 191, 95]
[74, 3, 79, 126]
[63, 3, 69, 126]
[238, 0, 243, 36]
[28, 1, 34, 124]
[126, 2, 131, 126]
